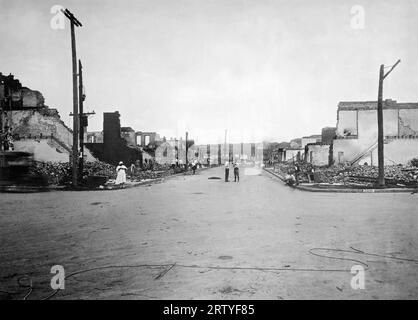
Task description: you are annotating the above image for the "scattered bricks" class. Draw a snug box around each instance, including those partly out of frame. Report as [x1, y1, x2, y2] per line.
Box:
[27, 160, 199, 187]
[28, 161, 115, 186]
[275, 162, 418, 187]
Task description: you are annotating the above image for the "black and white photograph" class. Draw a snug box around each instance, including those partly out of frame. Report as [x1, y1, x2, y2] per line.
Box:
[1, 0, 417, 307]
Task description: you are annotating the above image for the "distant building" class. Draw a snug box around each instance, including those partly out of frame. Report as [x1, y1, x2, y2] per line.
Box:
[289, 138, 302, 149]
[304, 129, 336, 166]
[305, 142, 331, 166]
[85, 112, 142, 166]
[121, 127, 136, 146]
[155, 137, 196, 165]
[135, 131, 161, 148]
[301, 135, 321, 149]
[86, 131, 103, 143]
[321, 127, 337, 145]
[0, 72, 44, 109]
[193, 142, 264, 165]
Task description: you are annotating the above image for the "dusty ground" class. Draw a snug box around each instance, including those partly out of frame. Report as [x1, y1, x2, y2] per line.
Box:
[0, 166, 417, 300]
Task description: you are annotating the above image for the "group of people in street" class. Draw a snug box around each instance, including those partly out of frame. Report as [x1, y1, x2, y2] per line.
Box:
[115, 158, 156, 188]
[115, 157, 203, 188]
[116, 157, 243, 187]
[224, 161, 240, 182]
[170, 159, 202, 174]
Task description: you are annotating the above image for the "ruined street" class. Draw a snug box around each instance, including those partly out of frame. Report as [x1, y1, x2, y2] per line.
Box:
[1, 167, 417, 300]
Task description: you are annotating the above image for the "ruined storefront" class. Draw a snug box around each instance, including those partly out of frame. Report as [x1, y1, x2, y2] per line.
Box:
[333, 100, 418, 165]
[1, 73, 96, 162]
[85, 112, 142, 166]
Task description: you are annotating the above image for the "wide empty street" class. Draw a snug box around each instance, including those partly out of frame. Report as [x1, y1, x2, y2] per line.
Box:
[1, 167, 417, 300]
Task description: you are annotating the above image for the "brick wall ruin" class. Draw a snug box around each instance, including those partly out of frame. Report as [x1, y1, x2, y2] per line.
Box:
[334, 100, 418, 165]
[1, 73, 96, 162]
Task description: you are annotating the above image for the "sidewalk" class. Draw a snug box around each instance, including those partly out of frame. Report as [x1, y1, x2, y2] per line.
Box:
[263, 167, 418, 193]
[0, 167, 212, 193]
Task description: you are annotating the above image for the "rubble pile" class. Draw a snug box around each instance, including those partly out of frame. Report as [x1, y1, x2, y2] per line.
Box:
[129, 164, 197, 181]
[83, 161, 115, 178]
[129, 170, 170, 181]
[276, 162, 418, 187]
[29, 161, 116, 185]
[29, 162, 71, 185]
[29, 161, 197, 186]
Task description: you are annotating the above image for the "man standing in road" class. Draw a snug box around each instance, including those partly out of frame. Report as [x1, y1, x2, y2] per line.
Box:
[192, 159, 197, 175]
[224, 161, 230, 182]
[294, 162, 300, 185]
[233, 162, 240, 182]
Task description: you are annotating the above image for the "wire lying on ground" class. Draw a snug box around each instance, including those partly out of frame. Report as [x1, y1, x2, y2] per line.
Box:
[2, 246, 417, 300]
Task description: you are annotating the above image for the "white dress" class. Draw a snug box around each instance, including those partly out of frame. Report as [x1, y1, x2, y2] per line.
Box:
[115, 165, 127, 184]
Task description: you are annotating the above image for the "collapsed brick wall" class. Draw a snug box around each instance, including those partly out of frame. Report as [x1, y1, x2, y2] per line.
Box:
[7, 108, 97, 162]
[21, 87, 45, 108]
[0, 73, 45, 108]
[399, 109, 418, 136]
[306, 144, 330, 166]
[13, 140, 70, 163]
[9, 108, 73, 147]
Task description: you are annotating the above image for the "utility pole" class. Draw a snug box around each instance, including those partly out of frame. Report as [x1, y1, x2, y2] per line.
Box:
[0, 81, 4, 151]
[377, 59, 401, 188]
[175, 138, 179, 162]
[71, 61, 95, 179]
[78, 60, 85, 176]
[224, 129, 227, 163]
[62, 8, 82, 187]
[0, 110, 3, 152]
[0, 85, 11, 152]
[185, 131, 189, 170]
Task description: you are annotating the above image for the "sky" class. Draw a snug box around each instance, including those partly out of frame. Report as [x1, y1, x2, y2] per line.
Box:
[1, 0, 418, 144]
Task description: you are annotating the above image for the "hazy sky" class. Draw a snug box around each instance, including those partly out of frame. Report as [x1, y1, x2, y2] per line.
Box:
[1, 0, 418, 144]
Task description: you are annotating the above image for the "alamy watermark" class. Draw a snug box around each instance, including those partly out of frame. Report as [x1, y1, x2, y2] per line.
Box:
[350, 5, 365, 30]
[350, 265, 365, 290]
[50, 265, 65, 290]
[50, 5, 65, 30]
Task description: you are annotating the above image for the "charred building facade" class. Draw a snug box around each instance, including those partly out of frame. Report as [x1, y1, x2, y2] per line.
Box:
[85, 112, 143, 166]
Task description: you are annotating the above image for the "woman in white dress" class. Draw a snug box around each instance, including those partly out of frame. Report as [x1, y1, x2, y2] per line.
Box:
[115, 161, 127, 187]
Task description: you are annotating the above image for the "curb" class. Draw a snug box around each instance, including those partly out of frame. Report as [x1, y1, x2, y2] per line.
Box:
[0, 167, 215, 193]
[102, 166, 213, 191]
[263, 168, 418, 194]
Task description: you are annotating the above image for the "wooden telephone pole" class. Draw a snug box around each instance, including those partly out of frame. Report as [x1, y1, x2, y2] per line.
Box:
[79, 60, 84, 176]
[224, 129, 227, 163]
[185, 131, 189, 170]
[0, 83, 4, 151]
[70, 61, 95, 179]
[377, 59, 401, 187]
[62, 8, 82, 187]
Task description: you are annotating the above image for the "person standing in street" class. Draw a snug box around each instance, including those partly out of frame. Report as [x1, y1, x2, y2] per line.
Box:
[130, 163, 136, 176]
[116, 161, 127, 188]
[224, 161, 230, 182]
[192, 159, 197, 175]
[233, 162, 240, 182]
[294, 162, 300, 185]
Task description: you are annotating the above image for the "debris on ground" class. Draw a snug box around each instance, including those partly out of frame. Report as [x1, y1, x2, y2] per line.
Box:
[272, 162, 418, 188]
[27, 161, 205, 187]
